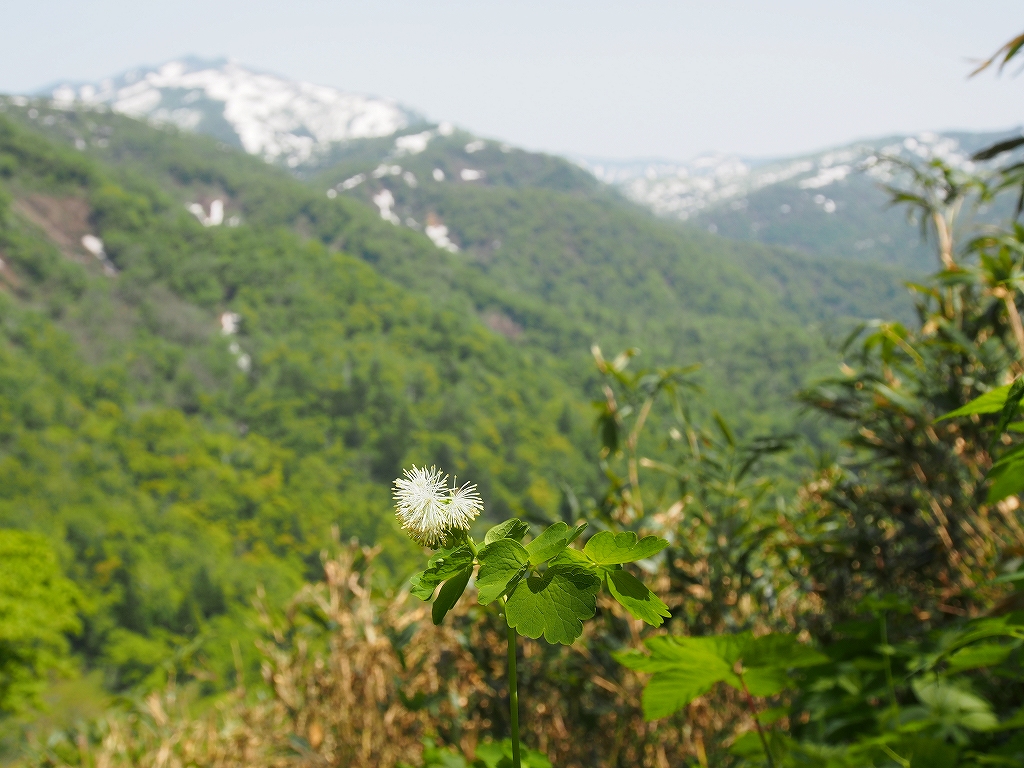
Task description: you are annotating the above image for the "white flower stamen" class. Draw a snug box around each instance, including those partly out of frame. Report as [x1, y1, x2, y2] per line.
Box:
[447, 480, 484, 530]
[394, 466, 449, 546]
[393, 466, 484, 546]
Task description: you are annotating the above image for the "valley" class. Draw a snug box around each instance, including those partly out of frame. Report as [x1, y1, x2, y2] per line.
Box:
[0, 54, 1001, 744]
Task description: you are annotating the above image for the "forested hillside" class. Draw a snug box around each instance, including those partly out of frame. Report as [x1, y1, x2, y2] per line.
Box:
[0, 108, 593, 701]
[0, 96, 911, 716]
[309, 124, 911, 429]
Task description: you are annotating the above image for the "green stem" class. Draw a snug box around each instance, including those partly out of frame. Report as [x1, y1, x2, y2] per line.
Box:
[506, 617, 522, 768]
[880, 613, 897, 713]
[738, 670, 775, 768]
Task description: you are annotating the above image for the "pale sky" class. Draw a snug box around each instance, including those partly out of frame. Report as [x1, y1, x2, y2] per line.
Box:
[3, 1, 1023, 160]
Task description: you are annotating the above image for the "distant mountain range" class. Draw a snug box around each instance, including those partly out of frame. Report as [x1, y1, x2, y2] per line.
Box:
[44, 57, 417, 167]
[37, 58, 1024, 270]
[575, 129, 1024, 270]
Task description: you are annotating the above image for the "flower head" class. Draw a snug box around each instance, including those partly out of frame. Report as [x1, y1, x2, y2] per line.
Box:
[446, 480, 484, 529]
[393, 466, 484, 547]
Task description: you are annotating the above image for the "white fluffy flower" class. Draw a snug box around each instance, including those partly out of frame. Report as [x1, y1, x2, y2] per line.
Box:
[393, 466, 484, 547]
[446, 480, 484, 529]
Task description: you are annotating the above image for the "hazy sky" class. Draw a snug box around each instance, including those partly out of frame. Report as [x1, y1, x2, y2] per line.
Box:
[3, 1, 1023, 160]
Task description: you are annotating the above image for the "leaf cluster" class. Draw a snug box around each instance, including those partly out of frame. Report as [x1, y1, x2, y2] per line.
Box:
[616, 632, 827, 720]
[411, 521, 669, 644]
[621, 608, 1024, 767]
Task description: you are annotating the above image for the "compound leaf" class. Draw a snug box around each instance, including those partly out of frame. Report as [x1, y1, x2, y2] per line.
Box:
[526, 521, 588, 565]
[640, 668, 724, 720]
[740, 667, 790, 698]
[615, 632, 825, 719]
[431, 566, 472, 625]
[484, 519, 530, 546]
[505, 564, 600, 645]
[584, 530, 668, 565]
[742, 634, 830, 671]
[606, 569, 671, 627]
[476, 538, 529, 605]
[615, 635, 738, 718]
[410, 544, 474, 600]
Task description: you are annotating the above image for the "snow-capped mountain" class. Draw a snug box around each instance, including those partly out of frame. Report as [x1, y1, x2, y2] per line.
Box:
[46, 58, 416, 167]
[577, 131, 1002, 222]
[576, 130, 1023, 269]
[35, 58, 1024, 270]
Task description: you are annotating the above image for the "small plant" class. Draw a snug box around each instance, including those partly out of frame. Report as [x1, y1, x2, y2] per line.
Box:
[617, 611, 1024, 767]
[393, 466, 671, 768]
[616, 631, 828, 766]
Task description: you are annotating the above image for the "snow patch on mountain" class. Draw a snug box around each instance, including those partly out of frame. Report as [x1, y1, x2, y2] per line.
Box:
[576, 132, 989, 222]
[47, 58, 413, 167]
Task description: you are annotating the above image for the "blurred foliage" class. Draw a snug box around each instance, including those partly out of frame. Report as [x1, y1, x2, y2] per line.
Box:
[598, 29, 1024, 767]
[0, 531, 81, 715]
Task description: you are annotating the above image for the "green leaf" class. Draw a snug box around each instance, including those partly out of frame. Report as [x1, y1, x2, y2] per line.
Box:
[974, 135, 1024, 161]
[945, 643, 1013, 674]
[993, 377, 1024, 441]
[742, 634, 830, 670]
[504, 564, 600, 645]
[910, 679, 998, 732]
[740, 667, 790, 697]
[484, 519, 530, 545]
[615, 632, 824, 719]
[526, 521, 587, 565]
[986, 454, 1024, 502]
[583, 531, 668, 565]
[943, 615, 1024, 650]
[992, 441, 1024, 469]
[648, 633, 749, 669]
[739, 635, 827, 696]
[756, 706, 789, 726]
[937, 384, 1010, 420]
[550, 547, 591, 566]
[410, 545, 475, 600]
[605, 569, 670, 627]
[727, 731, 765, 758]
[473, 740, 552, 768]
[619, 636, 742, 719]
[431, 566, 472, 625]
[475, 539, 529, 605]
[639, 667, 724, 720]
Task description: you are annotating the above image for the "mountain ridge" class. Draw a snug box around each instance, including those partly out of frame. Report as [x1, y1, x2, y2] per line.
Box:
[42, 57, 419, 168]
[39, 58, 1024, 272]
[575, 128, 1024, 269]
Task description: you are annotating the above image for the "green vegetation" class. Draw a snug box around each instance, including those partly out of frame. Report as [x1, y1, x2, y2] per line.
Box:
[0, 97, 913, 710]
[3, 27, 1024, 767]
[0, 531, 80, 715]
[590, 56, 1024, 760]
[0, 109, 594, 698]
[311, 127, 912, 431]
